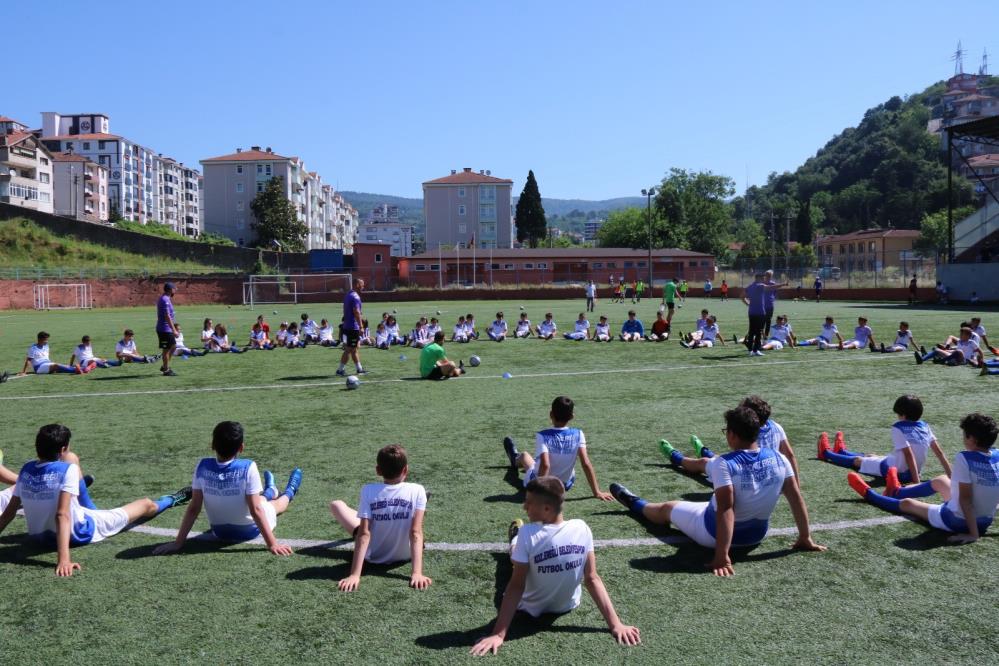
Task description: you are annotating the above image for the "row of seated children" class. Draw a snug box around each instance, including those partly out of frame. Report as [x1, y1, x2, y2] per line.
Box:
[14, 330, 166, 379]
[495, 310, 672, 342]
[915, 318, 999, 373]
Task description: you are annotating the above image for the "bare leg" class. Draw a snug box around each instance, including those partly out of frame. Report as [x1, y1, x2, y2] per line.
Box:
[270, 495, 291, 515]
[930, 475, 952, 501]
[121, 498, 160, 522]
[329, 500, 361, 534]
[898, 498, 933, 522]
[518, 452, 535, 473]
[641, 500, 681, 525]
[679, 457, 708, 475]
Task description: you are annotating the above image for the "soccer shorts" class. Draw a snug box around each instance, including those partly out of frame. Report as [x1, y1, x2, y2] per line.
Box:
[157, 330, 177, 349]
[342, 328, 361, 347]
[888, 344, 907, 352]
[928, 504, 992, 534]
[210, 501, 277, 542]
[858, 456, 890, 477]
[669, 501, 715, 548]
[424, 366, 447, 381]
[81, 507, 131, 544]
[666, 302, 675, 311]
[32, 362, 52, 374]
[766, 340, 784, 349]
[0, 487, 12, 513]
[524, 467, 574, 491]
[699, 340, 714, 348]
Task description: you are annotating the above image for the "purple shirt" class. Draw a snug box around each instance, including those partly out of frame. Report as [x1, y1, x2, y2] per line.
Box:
[156, 294, 175, 333]
[765, 280, 778, 309]
[745, 282, 767, 316]
[343, 290, 362, 330]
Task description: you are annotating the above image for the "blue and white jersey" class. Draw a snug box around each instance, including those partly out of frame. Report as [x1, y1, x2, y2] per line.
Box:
[704, 448, 793, 546]
[426, 324, 441, 337]
[538, 319, 557, 336]
[515, 320, 531, 334]
[893, 330, 914, 349]
[386, 322, 401, 339]
[251, 329, 267, 343]
[115, 338, 137, 355]
[852, 325, 873, 345]
[319, 325, 335, 342]
[769, 323, 792, 344]
[489, 320, 508, 336]
[375, 329, 390, 346]
[533, 427, 585, 487]
[75, 343, 96, 363]
[594, 322, 610, 337]
[886, 420, 935, 474]
[695, 317, 708, 331]
[817, 323, 838, 341]
[301, 319, 318, 337]
[191, 457, 263, 537]
[941, 449, 999, 532]
[970, 330, 982, 345]
[27, 343, 51, 371]
[452, 324, 468, 338]
[757, 419, 788, 451]
[573, 319, 590, 334]
[410, 326, 429, 343]
[13, 460, 94, 544]
[701, 323, 719, 342]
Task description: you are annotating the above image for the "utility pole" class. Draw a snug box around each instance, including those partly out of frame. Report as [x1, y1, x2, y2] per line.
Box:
[769, 210, 775, 270]
[641, 187, 657, 287]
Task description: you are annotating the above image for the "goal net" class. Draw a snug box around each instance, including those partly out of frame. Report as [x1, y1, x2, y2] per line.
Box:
[33, 283, 92, 310]
[242, 273, 352, 308]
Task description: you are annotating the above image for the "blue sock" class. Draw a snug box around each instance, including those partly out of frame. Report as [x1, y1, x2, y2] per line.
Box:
[701, 446, 716, 459]
[894, 481, 935, 499]
[630, 497, 648, 517]
[985, 359, 999, 367]
[988, 368, 999, 376]
[864, 489, 902, 514]
[57, 365, 77, 374]
[77, 479, 97, 510]
[822, 450, 857, 469]
[920, 350, 936, 362]
[154, 495, 175, 514]
[670, 450, 685, 466]
[838, 447, 863, 457]
[798, 340, 813, 346]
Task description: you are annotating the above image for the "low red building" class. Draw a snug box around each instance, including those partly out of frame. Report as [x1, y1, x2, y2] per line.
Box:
[397, 247, 715, 287]
[351, 242, 397, 290]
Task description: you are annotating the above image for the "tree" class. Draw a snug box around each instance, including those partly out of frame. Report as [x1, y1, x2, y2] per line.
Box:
[250, 177, 307, 252]
[654, 168, 735, 257]
[515, 170, 546, 247]
[914, 206, 974, 257]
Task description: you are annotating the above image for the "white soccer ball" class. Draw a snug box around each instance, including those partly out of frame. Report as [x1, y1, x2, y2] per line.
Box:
[469, 355, 481, 367]
[392, 309, 397, 314]
[519, 305, 524, 310]
[346, 375, 360, 390]
[658, 304, 666, 313]
[272, 310, 278, 315]
[436, 310, 441, 315]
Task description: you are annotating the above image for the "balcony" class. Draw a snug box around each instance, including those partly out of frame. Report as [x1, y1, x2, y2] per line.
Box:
[83, 171, 93, 180]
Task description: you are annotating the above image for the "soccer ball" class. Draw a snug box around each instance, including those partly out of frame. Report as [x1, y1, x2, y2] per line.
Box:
[502, 372, 513, 379]
[272, 310, 278, 315]
[346, 375, 360, 390]
[658, 304, 666, 313]
[519, 305, 524, 311]
[469, 355, 481, 367]
[436, 310, 441, 315]
[392, 309, 397, 314]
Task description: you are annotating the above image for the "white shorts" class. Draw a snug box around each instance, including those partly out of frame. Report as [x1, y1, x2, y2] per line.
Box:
[669, 501, 715, 548]
[766, 340, 784, 350]
[210, 501, 277, 541]
[82, 507, 131, 544]
[926, 505, 953, 532]
[33, 362, 52, 374]
[858, 455, 888, 476]
[698, 340, 714, 348]
[0, 487, 12, 513]
[887, 344, 907, 352]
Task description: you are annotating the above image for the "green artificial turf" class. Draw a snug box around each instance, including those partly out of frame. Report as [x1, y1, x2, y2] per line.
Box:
[0, 296, 997, 664]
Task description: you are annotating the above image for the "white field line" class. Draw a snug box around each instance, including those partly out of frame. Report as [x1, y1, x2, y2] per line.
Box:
[0, 351, 892, 402]
[125, 514, 907, 552]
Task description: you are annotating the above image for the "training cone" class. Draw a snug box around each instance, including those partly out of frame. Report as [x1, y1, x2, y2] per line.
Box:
[502, 372, 513, 379]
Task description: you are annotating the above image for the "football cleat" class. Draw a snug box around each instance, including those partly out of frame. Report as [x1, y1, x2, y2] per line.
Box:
[508, 519, 524, 543]
[817, 432, 831, 460]
[884, 467, 901, 497]
[847, 472, 871, 499]
[833, 431, 846, 453]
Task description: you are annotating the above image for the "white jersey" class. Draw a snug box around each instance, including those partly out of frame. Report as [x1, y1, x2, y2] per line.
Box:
[893, 330, 914, 349]
[276, 329, 288, 343]
[285, 332, 300, 346]
[974, 324, 987, 338]
[301, 320, 318, 337]
[489, 320, 508, 336]
[757, 419, 787, 451]
[465, 319, 477, 332]
[532, 427, 584, 487]
[573, 319, 590, 334]
[174, 332, 189, 350]
[192, 458, 263, 538]
[211, 334, 230, 348]
[357, 481, 427, 564]
[957, 339, 980, 360]
[970, 331, 982, 345]
[695, 317, 708, 331]
[411, 327, 429, 343]
[595, 323, 610, 337]
[13, 461, 90, 542]
[516, 320, 531, 334]
[251, 329, 267, 343]
[885, 420, 935, 474]
[375, 329, 390, 346]
[386, 323, 401, 339]
[701, 324, 719, 342]
[585, 284, 596, 298]
[705, 448, 794, 546]
[769, 323, 792, 344]
[115, 339, 137, 355]
[852, 325, 873, 345]
[817, 323, 838, 341]
[75, 343, 96, 363]
[452, 324, 467, 338]
[538, 320, 557, 335]
[511, 519, 594, 617]
[942, 449, 999, 530]
[201, 329, 213, 345]
[426, 324, 441, 337]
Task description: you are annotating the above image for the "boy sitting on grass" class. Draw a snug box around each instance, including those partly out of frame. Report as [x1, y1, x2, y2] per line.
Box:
[612, 406, 825, 576]
[18, 331, 81, 376]
[328, 444, 431, 592]
[69, 334, 122, 372]
[0, 450, 19, 513]
[847, 413, 999, 544]
[153, 421, 301, 556]
[502, 396, 613, 501]
[880, 321, 919, 354]
[817, 395, 949, 486]
[915, 327, 983, 367]
[0, 424, 190, 576]
[470, 476, 640, 656]
[796, 316, 844, 349]
[115, 328, 158, 363]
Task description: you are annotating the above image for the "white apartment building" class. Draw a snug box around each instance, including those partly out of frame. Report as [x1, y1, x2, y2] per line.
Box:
[0, 129, 54, 213]
[0, 115, 29, 135]
[358, 222, 414, 257]
[51, 151, 109, 222]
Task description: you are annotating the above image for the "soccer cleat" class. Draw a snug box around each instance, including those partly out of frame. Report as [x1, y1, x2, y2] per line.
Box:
[162, 369, 177, 377]
[847, 472, 871, 499]
[884, 467, 901, 497]
[659, 439, 676, 461]
[503, 437, 520, 470]
[833, 431, 846, 453]
[914, 350, 924, 365]
[982, 365, 990, 377]
[0, 371, 8, 383]
[868, 341, 877, 352]
[335, 368, 346, 376]
[919, 346, 926, 355]
[609, 482, 639, 510]
[166, 486, 193, 508]
[817, 432, 830, 460]
[879, 343, 886, 353]
[680, 341, 690, 348]
[690, 435, 706, 458]
[83, 474, 95, 488]
[262, 470, 278, 500]
[754, 350, 766, 356]
[284, 468, 303, 500]
[732, 334, 738, 344]
[356, 369, 369, 375]
[507, 519, 524, 543]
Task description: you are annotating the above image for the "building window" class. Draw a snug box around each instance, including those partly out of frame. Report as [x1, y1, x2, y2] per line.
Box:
[98, 141, 106, 149]
[430, 264, 440, 270]
[236, 201, 244, 211]
[39, 172, 50, 184]
[592, 262, 603, 268]
[504, 263, 514, 269]
[414, 264, 427, 271]
[458, 205, 466, 216]
[236, 165, 243, 174]
[265, 164, 272, 176]
[235, 182, 244, 193]
[523, 263, 535, 269]
[40, 157, 49, 166]
[689, 261, 698, 267]
[637, 261, 647, 268]
[839, 244, 845, 254]
[65, 142, 73, 150]
[869, 241, 876, 251]
[458, 223, 467, 233]
[479, 185, 495, 202]
[606, 262, 616, 268]
[83, 142, 90, 150]
[624, 261, 634, 268]
[537, 262, 548, 269]
[256, 182, 265, 193]
[458, 187, 465, 198]
[490, 263, 501, 270]
[257, 164, 263, 174]
[479, 204, 496, 221]
[375, 253, 383, 263]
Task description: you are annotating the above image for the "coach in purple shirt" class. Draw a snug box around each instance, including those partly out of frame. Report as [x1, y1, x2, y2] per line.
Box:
[742, 273, 785, 355]
[763, 269, 779, 338]
[337, 278, 366, 376]
[156, 282, 179, 376]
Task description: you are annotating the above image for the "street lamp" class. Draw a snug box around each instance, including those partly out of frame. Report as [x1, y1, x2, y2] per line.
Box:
[641, 187, 657, 287]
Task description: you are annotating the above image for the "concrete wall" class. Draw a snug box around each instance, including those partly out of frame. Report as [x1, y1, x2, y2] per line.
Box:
[938, 263, 999, 302]
[0, 202, 308, 271]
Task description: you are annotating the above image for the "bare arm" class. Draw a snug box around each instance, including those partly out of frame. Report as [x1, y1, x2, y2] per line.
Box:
[340, 518, 371, 591]
[780, 440, 801, 484]
[583, 553, 641, 645]
[55, 490, 80, 577]
[18, 357, 31, 376]
[781, 477, 826, 552]
[709, 485, 735, 576]
[578, 448, 612, 501]
[0, 465, 17, 486]
[154, 491, 203, 554]
[902, 446, 920, 484]
[951, 482, 980, 543]
[247, 494, 292, 556]
[0, 495, 21, 534]
[470, 563, 528, 656]
[930, 440, 951, 477]
[408, 509, 431, 589]
[537, 451, 551, 478]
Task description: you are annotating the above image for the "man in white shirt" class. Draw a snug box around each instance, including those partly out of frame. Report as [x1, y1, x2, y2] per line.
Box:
[470, 476, 640, 656]
[585, 280, 597, 312]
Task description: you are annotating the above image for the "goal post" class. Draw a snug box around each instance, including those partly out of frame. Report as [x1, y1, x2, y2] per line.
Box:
[242, 273, 352, 308]
[33, 283, 92, 310]
[243, 280, 298, 309]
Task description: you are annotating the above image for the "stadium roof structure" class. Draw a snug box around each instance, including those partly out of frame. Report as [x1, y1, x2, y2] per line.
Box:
[946, 115, 999, 261]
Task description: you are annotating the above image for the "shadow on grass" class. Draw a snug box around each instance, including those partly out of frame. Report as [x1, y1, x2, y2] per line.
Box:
[0, 539, 57, 570]
[278, 375, 341, 381]
[286, 545, 410, 583]
[115, 538, 272, 560]
[483, 467, 526, 503]
[700, 353, 754, 361]
[630, 542, 795, 574]
[88, 375, 144, 381]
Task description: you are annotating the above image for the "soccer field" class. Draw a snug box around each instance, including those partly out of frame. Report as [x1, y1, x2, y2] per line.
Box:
[0, 296, 997, 664]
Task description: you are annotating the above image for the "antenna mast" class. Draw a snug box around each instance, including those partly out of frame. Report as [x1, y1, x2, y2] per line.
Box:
[952, 40, 966, 76]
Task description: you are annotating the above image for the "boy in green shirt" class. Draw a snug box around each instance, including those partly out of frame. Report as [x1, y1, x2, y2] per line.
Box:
[420, 331, 463, 380]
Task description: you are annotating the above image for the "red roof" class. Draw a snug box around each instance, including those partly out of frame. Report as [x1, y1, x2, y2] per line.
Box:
[42, 132, 122, 141]
[0, 131, 35, 147]
[201, 148, 290, 162]
[0, 115, 27, 125]
[407, 247, 713, 261]
[424, 169, 513, 185]
[968, 153, 999, 167]
[51, 151, 96, 163]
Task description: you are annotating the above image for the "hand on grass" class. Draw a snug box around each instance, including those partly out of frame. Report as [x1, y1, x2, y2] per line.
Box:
[611, 624, 641, 645]
[470, 635, 504, 656]
[594, 490, 615, 502]
[55, 560, 81, 577]
[269, 543, 293, 556]
[409, 573, 433, 590]
[948, 533, 978, 545]
[338, 574, 361, 592]
[706, 555, 734, 577]
[153, 542, 182, 555]
[792, 537, 827, 552]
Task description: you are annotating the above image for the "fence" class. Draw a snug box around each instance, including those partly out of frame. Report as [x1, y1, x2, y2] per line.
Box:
[718, 249, 939, 290]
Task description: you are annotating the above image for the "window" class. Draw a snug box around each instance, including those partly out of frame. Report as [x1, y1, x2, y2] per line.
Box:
[236, 165, 243, 174]
[39, 192, 50, 203]
[256, 182, 265, 193]
[637, 261, 647, 268]
[99, 141, 106, 149]
[479, 185, 495, 202]
[83, 142, 90, 150]
[65, 142, 73, 150]
[458, 187, 466, 198]
[430, 263, 440, 270]
[839, 244, 845, 254]
[869, 241, 876, 252]
[606, 262, 616, 268]
[523, 263, 535, 269]
[458, 223, 467, 233]
[689, 261, 698, 267]
[479, 203, 496, 221]
[414, 264, 427, 271]
[592, 262, 603, 269]
[700, 260, 710, 266]
[236, 201, 244, 211]
[235, 182, 244, 193]
[256, 164, 263, 174]
[490, 263, 501, 270]
[624, 261, 634, 268]
[458, 205, 466, 216]
[536, 262, 548, 269]
[374, 253, 383, 263]
[504, 263, 514, 270]
[39, 172, 50, 184]
[265, 164, 272, 176]
[40, 157, 49, 166]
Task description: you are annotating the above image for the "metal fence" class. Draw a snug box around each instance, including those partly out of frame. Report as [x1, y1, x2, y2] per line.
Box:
[718, 250, 940, 290]
[0, 267, 242, 280]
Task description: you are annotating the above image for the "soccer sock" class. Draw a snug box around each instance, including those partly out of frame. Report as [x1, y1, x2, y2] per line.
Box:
[57, 365, 77, 374]
[337, 363, 346, 372]
[355, 363, 363, 372]
[154, 495, 175, 514]
[838, 447, 862, 457]
[670, 450, 685, 466]
[864, 489, 902, 514]
[893, 481, 935, 499]
[700, 446, 716, 459]
[821, 450, 857, 469]
[77, 478, 98, 510]
[798, 340, 813, 346]
[920, 350, 936, 362]
[630, 497, 648, 516]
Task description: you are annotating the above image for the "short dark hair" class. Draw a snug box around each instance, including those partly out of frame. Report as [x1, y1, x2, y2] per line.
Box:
[526, 475, 565, 513]
[739, 395, 772, 424]
[123, 329, 134, 336]
[36, 424, 71, 461]
[960, 327, 973, 337]
[37, 331, 50, 340]
[212, 421, 244, 459]
[301, 313, 309, 320]
[551, 396, 574, 423]
[434, 331, 445, 343]
[81, 335, 91, 343]
[628, 310, 636, 316]
[377, 444, 408, 478]
[899, 321, 909, 328]
[892, 395, 923, 421]
[724, 406, 761, 444]
[960, 413, 998, 449]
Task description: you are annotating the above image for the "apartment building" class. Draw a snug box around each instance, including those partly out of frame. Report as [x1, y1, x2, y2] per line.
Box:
[423, 168, 514, 250]
[814, 228, 922, 270]
[51, 151, 109, 222]
[0, 115, 29, 135]
[357, 221, 414, 257]
[0, 130, 54, 213]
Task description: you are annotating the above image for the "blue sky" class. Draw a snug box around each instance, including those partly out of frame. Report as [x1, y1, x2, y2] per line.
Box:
[7, 1, 998, 200]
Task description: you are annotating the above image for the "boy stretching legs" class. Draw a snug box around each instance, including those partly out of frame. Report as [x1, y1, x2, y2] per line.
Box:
[470, 476, 640, 655]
